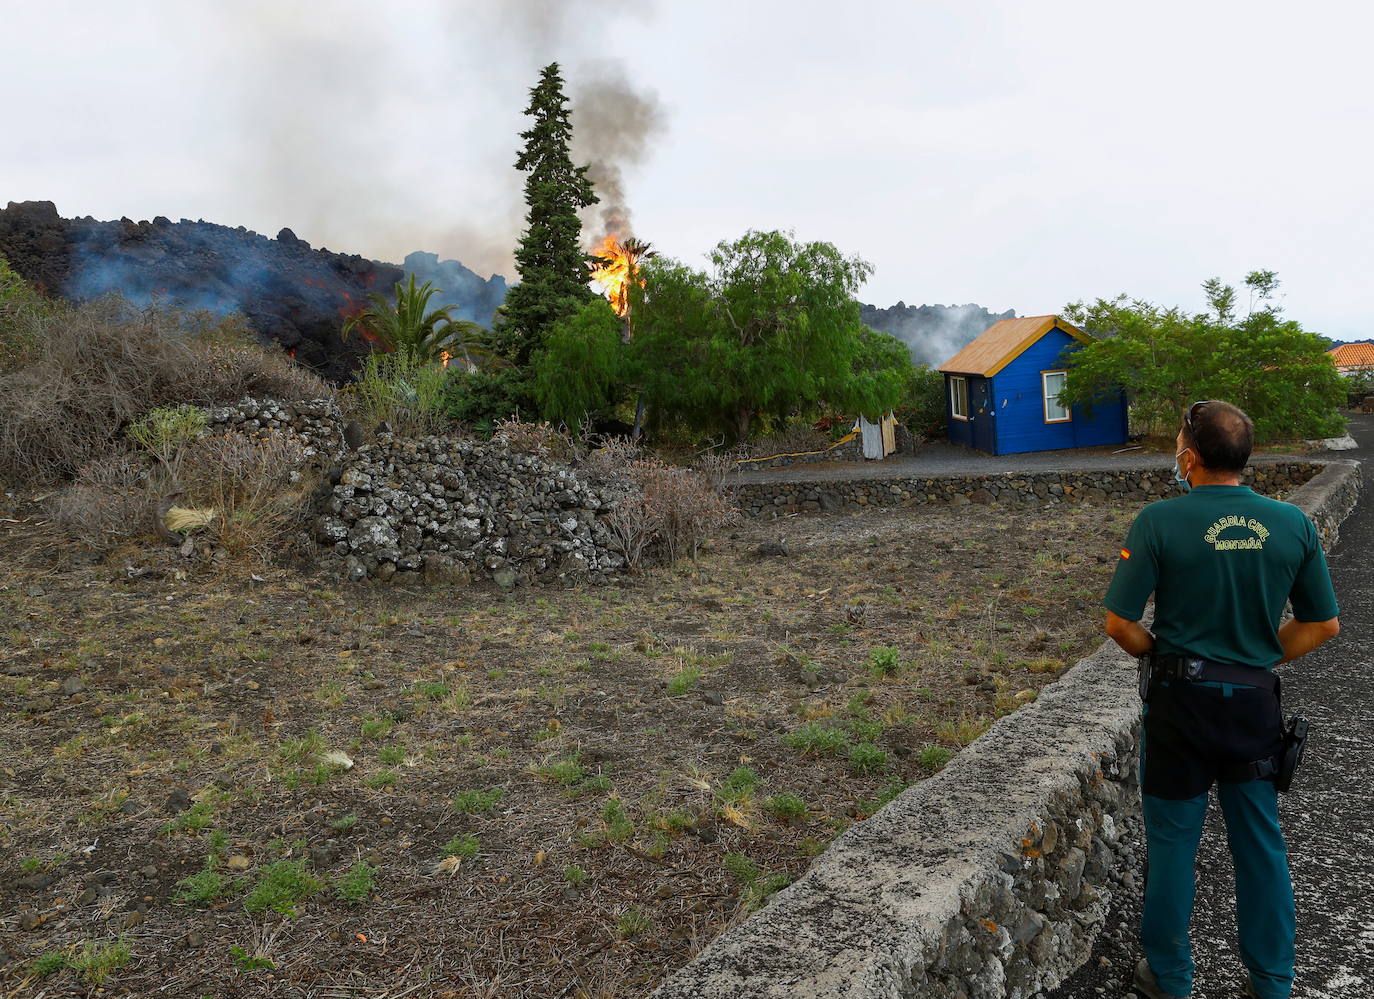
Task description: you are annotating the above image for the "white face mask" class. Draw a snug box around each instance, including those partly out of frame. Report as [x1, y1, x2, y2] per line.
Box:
[1173, 449, 1192, 492]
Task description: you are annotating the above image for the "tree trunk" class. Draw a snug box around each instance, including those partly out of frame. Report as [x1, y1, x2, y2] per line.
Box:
[735, 408, 752, 442]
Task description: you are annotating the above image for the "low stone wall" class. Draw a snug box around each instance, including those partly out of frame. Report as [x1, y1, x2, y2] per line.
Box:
[730, 461, 1323, 518]
[652, 460, 1361, 999]
[206, 396, 347, 460]
[734, 434, 864, 470]
[313, 434, 625, 586]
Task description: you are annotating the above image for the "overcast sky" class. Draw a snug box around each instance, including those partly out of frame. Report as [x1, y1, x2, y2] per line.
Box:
[3, 0, 1371, 339]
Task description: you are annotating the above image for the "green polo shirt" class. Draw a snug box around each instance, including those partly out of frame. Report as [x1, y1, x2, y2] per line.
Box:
[1104, 484, 1339, 668]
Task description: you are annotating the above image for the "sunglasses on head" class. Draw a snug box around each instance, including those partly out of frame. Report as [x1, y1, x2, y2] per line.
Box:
[1183, 400, 1212, 437]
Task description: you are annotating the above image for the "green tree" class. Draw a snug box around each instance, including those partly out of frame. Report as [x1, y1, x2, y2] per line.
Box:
[531, 298, 626, 431]
[1059, 274, 1344, 443]
[341, 274, 491, 363]
[628, 230, 906, 441]
[495, 62, 599, 369]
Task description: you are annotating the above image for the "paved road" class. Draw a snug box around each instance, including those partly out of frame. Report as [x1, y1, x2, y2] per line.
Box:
[1045, 413, 1374, 999]
[732, 437, 1335, 485]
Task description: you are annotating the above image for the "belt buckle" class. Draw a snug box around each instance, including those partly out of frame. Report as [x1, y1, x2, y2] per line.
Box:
[1184, 658, 1205, 681]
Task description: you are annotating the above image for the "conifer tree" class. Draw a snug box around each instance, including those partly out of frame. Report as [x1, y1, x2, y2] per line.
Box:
[495, 62, 599, 369]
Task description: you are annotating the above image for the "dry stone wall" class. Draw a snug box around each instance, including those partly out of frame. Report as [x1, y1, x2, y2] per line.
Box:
[312, 434, 624, 587]
[206, 397, 347, 460]
[730, 462, 1323, 518]
[653, 460, 1360, 999]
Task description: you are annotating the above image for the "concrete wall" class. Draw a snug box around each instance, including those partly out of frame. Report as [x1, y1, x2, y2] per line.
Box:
[653, 459, 1361, 999]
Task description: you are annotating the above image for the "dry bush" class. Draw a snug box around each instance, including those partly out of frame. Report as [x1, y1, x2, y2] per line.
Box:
[492, 416, 581, 463]
[579, 436, 642, 486]
[0, 296, 334, 484]
[46, 453, 162, 550]
[607, 458, 737, 569]
[180, 433, 315, 563]
[748, 422, 829, 458]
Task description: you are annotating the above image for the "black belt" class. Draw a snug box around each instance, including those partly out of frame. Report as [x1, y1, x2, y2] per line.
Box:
[1149, 653, 1280, 695]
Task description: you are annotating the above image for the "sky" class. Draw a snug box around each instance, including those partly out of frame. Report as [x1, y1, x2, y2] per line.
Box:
[3, 0, 1372, 340]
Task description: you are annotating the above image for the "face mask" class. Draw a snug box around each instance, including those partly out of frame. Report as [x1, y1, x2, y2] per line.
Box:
[1173, 449, 1192, 493]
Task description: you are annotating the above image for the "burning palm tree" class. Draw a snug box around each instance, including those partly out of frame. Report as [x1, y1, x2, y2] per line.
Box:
[588, 236, 655, 332]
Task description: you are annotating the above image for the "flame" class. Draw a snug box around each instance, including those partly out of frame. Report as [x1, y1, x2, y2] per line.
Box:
[439, 350, 451, 368]
[588, 236, 654, 322]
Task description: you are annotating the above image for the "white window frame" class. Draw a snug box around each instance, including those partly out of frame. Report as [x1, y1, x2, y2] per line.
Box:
[950, 375, 969, 420]
[1042, 370, 1071, 423]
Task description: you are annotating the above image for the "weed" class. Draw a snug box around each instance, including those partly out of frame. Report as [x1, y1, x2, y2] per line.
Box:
[563, 865, 589, 887]
[334, 861, 378, 905]
[783, 723, 850, 757]
[41, 939, 133, 984]
[313, 680, 348, 708]
[667, 665, 703, 696]
[535, 756, 585, 787]
[617, 906, 652, 939]
[378, 745, 406, 765]
[763, 793, 807, 821]
[935, 714, 991, 746]
[918, 745, 955, 770]
[848, 742, 889, 774]
[866, 645, 903, 678]
[360, 713, 394, 740]
[365, 770, 398, 789]
[451, 788, 504, 814]
[486, 668, 508, 680]
[161, 797, 218, 835]
[442, 833, 480, 860]
[229, 944, 276, 971]
[278, 730, 325, 766]
[329, 814, 359, 832]
[412, 680, 451, 701]
[856, 776, 908, 815]
[719, 766, 762, 802]
[242, 859, 323, 917]
[723, 852, 760, 884]
[173, 869, 231, 906]
[601, 798, 635, 843]
[741, 872, 792, 913]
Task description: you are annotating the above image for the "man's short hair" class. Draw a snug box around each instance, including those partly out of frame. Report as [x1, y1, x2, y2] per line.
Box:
[1182, 400, 1253, 473]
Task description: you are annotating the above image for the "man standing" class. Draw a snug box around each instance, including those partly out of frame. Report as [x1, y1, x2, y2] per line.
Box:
[1102, 401, 1340, 999]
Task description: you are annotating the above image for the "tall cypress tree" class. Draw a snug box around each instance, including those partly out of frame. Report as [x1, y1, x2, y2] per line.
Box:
[495, 62, 599, 369]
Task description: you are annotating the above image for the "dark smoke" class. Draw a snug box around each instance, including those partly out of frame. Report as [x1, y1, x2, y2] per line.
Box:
[571, 62, 668, 242]
[860, 301, 1018, 367]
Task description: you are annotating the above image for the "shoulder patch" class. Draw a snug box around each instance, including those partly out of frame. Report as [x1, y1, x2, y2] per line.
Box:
[1120, 548, 1131, 560]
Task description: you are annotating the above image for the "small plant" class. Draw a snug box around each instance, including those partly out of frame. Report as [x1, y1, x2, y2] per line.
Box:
[242, 859, 323, 917]
[334, 861, 378, 905]
[848, 742, 889, 774]
[30, 951, 72, 977]
[278, 730, 326, 767]
[601, 798, 635, 844]
[865, 646, 903, 678]
[917, 745, 955, 770]
[616, 906, 652, 939]
[442, 833, 480, 860]
[229, 944, 276, 971]
[412, 680, 451, 701]
[563, 864, 589, 887]
[719, 766, 762, 802]
[783, 723, 850, 757]
[723, 852, 760, 884]
[666, 665, 703, 696]
[360, 712, 394, 740]
[452, 788, 504, 813]
[173, 868, 230, 906]
[763, 792, 807, 821]
[329, 813, 359, 832]
[127, 403, 209, 482]
[856, 776, 908, 815]
[378, 745, 406, 765]
[365, 769, 398, 789]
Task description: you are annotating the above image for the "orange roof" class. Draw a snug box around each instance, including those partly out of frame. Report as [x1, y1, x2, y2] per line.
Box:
[1327, 342, 1374, 369]
[938, 315, 1090, 377]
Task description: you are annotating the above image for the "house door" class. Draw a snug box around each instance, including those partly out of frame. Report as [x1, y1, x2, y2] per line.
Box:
[971, 380, 996, 453]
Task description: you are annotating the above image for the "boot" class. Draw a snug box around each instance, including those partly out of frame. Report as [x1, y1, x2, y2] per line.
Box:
[1133, 958, 1190, 999]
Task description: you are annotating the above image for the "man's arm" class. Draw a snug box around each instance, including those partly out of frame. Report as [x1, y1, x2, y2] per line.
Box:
[1105, 610, 1155, 657]
[1277, 617, 1340, 664]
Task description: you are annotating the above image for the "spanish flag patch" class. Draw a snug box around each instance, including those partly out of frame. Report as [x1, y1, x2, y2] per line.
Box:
[1120, 548, 1131, 560]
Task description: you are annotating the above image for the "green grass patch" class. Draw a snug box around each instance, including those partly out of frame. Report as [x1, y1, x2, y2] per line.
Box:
[442, 833, 480, 860]
[783, 723, 850, 756]
[242, 859, 323, 917]
[666, 665, 703, 696]
[451, 787, 504, 814]
[333, 861, 377, 905]
[847, 742, 889, 774]
[763, 792, 807, 821]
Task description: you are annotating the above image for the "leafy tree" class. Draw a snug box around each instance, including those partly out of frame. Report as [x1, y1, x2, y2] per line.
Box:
[495, 62, 599, 369]
[532, 298, 626, 431]
[441, 365, 530, 432]
[341, 274, 491, 363]
[1060, 274, 1345, 442]
[629, 230, 903, 441]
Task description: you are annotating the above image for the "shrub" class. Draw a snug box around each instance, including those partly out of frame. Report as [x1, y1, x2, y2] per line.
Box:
[491, 416, 581, 463]
[46, 453, 160, 550]
[346, 349, 449, 437]
[607, 457, 737, 569]
[748, 421, 829, 459]
[177, 433, 313, 561]
[441, 365, 530, 429]
[0, 297, 331, 483]
[126, 404, 209, 482]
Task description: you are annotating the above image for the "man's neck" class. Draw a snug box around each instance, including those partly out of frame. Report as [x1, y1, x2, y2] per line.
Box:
[1190, 468, 1243, 487]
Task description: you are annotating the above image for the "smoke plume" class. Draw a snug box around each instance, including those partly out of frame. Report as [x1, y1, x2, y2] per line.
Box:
[859, 302, 1019, 367]
[572, 62, 667, 242]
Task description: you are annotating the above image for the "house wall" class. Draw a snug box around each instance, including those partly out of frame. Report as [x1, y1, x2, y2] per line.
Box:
[944, 374, 977, 447]
[990, 330, 1128, 455]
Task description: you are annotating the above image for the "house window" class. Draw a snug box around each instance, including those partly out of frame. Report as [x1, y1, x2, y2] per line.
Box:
[1043, 370, 1070, 423]
[950, 376, 969, 420]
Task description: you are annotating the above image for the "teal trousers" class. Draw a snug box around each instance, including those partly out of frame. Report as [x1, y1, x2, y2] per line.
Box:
[1140, 781, 1296, 998]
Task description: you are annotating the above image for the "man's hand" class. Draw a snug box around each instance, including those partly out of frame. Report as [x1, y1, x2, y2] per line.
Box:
[1278, 617, 1340, 663]
[1105, 610, 1155, 657]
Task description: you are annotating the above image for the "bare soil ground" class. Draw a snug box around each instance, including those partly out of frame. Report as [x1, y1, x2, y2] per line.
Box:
[0, 487, 1137, 998]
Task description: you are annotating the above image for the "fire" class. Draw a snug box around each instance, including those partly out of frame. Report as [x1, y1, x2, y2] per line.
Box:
[588, 235, 654, 321]
[439, 350, 451, 368]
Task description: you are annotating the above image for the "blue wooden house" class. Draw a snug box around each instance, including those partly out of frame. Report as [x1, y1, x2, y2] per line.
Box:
[937, 315, 1128, 455]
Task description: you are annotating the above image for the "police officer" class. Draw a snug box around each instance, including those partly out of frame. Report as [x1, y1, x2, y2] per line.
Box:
[1102, 401, 1340, 999]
